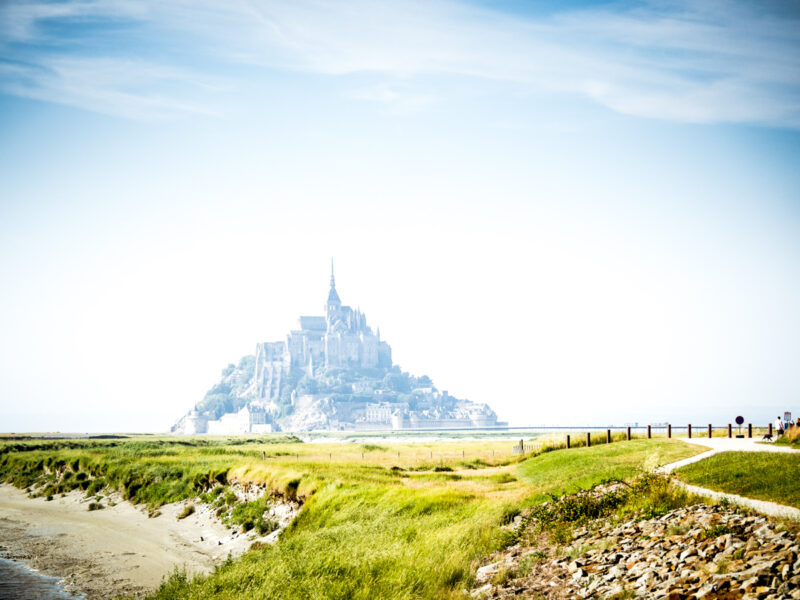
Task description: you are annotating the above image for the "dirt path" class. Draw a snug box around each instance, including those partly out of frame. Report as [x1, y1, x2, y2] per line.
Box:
[657, 438, 800, 521]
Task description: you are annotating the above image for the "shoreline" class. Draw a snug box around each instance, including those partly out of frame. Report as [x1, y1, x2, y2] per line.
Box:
[0, 485, 261, 599]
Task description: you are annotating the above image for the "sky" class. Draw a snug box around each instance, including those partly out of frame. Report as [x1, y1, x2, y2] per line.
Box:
[1, 0, 799, 432]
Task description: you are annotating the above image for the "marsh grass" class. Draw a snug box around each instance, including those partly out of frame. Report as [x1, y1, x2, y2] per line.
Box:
[0, 436, 707, 600]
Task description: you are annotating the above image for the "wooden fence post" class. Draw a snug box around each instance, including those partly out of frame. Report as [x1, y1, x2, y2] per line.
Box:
[566, 435, 571, 449]
[707, 424, 712, 438]
[667, 424, 672, 438]
[626, 426, 631, 441]
[769, 423, 773, 437]
[727, 424, 732, 438]
[606, 429, 611, 444]
[748, 424, 752, 438]
[688, 424, 692, 439]
[586, 432, 591, 447]
[647, 425, 651, 439]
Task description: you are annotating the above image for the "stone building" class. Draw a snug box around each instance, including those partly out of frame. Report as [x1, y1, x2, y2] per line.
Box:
[255, 264, 392, 400]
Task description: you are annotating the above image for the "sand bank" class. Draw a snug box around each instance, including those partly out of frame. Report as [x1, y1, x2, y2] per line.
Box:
[0, 485, 261, 599]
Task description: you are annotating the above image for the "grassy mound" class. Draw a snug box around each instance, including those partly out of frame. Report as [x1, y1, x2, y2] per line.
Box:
[675, 451, 800, 508]
[517, 438, 705, 502]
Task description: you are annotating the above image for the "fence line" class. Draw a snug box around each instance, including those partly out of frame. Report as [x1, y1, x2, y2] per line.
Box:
[510, 423, 773, 455]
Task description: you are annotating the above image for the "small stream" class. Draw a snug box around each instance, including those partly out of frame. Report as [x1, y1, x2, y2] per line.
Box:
[0, 556, 84, 600]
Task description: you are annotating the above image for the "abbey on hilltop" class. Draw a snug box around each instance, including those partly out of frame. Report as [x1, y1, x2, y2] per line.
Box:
[254, 263, 392, 401]
[172, 264, 503, 434]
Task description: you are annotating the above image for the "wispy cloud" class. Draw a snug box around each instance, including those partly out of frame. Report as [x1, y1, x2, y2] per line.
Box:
[1, 0, 798, 126]
[0, 56, 221, 120]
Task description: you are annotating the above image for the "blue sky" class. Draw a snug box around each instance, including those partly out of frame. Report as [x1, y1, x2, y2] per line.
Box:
[1, 0, 799, 432]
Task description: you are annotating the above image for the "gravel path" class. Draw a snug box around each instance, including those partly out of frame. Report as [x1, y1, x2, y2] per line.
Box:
[657, 437, 800, 521]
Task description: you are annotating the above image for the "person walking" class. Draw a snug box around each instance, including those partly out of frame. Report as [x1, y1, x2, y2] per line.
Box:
[775, 416, 785, 437]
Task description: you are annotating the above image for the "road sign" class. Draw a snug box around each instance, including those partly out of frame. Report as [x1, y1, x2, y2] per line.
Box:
[785, 412, 792, 422]
[735, 415, 744, 425]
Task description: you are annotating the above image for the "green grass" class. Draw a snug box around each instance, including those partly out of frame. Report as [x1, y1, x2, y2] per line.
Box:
[676, 451, 800, 508]
[0, 435, 709, 600]
[151, 485, 510, 600]
[517, 439, 706, 502]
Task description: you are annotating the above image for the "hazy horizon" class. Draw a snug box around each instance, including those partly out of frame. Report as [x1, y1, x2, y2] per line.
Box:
[2, 0, 800, 432]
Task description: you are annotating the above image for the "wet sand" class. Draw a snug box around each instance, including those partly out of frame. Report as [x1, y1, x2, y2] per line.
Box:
[0, 485, 256, 599]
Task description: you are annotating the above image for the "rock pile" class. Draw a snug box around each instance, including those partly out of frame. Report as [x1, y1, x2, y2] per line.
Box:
[473, 504, 800, 599]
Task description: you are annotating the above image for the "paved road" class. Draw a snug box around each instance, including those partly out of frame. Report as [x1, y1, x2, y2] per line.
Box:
[658, 437, 800, 520]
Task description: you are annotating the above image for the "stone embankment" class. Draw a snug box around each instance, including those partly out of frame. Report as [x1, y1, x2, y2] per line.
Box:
[473, 504, 800, 599]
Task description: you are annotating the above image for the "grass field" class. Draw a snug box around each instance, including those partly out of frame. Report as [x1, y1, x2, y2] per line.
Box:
[518, 438, 705, 503]
[0, 436, 705, 599]
[676, 451, 800, 508]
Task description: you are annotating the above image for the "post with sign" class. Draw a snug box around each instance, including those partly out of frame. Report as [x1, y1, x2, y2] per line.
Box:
[735, 416, 745, 438]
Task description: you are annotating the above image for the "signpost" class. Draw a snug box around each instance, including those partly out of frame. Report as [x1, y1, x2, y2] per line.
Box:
[785, 412, 792, 424]
[735, 415, 745, 438]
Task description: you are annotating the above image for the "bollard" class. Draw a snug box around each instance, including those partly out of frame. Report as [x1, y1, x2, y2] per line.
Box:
[727, 424, 732, 438]
[626, 426, 631, 441]
[606, 429, 611, 444]
[647, 425, 651, 439]
[566, 434, 571, 449]
[667, 424, 672, 438]
[688, 424, 692, 439]
[769, 423, 773, 437]
[586, 432, 591, 447]
[748, 424, 752, 438]
[708, 424, 712, 438]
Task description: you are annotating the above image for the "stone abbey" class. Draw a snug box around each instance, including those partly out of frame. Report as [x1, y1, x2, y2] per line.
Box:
[173, 264, 502, 434]
[254, 263, 392, 401]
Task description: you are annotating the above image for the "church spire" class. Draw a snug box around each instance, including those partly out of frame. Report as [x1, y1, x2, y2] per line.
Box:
[327, 258, 341, 307]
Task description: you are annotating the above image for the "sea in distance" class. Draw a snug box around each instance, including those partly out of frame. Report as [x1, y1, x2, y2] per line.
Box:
[0, 556, 84, 600]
